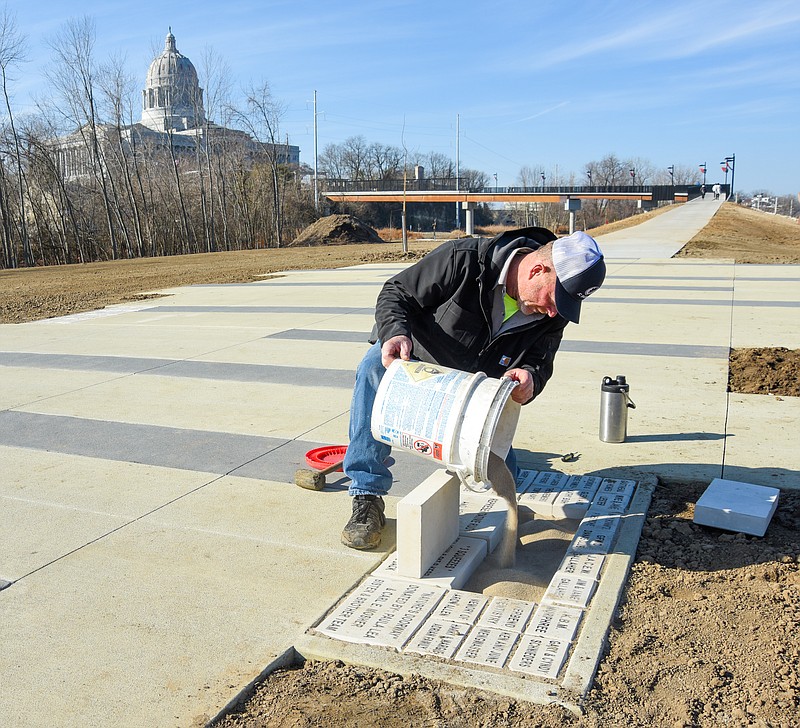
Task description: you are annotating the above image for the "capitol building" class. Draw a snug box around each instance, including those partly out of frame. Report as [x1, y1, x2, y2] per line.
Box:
[56, 30, 299, 180]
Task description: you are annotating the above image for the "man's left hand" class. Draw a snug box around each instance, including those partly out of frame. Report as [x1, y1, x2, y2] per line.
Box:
[503, 368, 534, 404]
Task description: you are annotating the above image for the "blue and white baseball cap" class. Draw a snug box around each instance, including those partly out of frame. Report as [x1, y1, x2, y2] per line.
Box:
[552, 231, 606, 323]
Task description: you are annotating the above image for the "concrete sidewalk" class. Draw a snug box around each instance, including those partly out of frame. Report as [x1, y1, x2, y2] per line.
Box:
[1, 196, 798, 726]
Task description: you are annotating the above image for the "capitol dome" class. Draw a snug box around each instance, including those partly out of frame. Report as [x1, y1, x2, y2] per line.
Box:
[141, 30, 205, 132]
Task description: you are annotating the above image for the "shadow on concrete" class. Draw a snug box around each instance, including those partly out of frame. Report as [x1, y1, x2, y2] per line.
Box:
[624, 431, 729, 443]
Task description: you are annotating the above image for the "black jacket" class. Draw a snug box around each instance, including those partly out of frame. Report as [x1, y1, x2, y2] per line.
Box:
[372, 227, 567, 403]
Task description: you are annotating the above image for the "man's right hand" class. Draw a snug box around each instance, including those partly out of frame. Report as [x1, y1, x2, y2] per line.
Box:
[381, 335, 413, 368]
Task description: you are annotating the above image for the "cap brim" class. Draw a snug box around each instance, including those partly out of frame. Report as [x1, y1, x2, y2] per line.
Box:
[555, 278, 581, 323]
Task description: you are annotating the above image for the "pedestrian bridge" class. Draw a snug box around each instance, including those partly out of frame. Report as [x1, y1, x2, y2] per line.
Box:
[322, 179, 708, 204]
[322, 179, 717, 234]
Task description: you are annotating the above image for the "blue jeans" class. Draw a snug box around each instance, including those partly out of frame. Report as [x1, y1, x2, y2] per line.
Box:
[343, 342, 518, 496]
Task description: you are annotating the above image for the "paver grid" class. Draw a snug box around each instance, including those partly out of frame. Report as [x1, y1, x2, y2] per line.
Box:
[304, 469, 653, 708]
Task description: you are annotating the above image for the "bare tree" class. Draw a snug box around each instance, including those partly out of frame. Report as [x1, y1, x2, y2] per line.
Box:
[319, 141, 348, 179]
[197, 46, 234, 252]
[97, 54, 145, 257]
[340, 135, 370, 181]
[232, 81, 287, 246]
[0, 7, 29, 266]
[419, 151, 455, 179]
[47, 16, 119, 259]
[367, 141, 402, 179]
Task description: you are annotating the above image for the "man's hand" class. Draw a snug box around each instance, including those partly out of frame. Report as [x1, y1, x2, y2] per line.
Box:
[503, 368, 534, 404]
[381, 335, 413, 368]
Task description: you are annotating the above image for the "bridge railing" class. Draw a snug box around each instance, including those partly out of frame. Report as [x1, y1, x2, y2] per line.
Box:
[322, 178, 706, 201]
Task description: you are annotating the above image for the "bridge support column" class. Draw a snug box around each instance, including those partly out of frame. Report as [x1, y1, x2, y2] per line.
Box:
[563, 197, 581, 234]
[462, 202, 476, 236]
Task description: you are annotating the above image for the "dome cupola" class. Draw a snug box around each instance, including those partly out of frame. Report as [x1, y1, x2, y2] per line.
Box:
[141, 29, 205, 132]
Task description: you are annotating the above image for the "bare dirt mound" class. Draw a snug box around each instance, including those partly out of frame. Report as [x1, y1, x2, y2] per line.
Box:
[729, 347, 800, 397]
[291, 214, 384, 246]
[676, 204, 800, 264]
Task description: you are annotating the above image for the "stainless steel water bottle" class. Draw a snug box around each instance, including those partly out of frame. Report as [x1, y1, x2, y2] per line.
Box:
[599, 375, 636, 443]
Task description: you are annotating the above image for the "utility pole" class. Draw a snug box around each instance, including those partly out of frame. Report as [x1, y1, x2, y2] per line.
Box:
[402, 148, 408, 253]
[455, 113, 460, 230]
[401, 119, 408, 253]
[313, 90, 319, 212]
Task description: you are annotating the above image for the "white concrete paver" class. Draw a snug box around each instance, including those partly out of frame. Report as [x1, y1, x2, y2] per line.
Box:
[396, 470, 460, 577]
[693, 477, 780, 536]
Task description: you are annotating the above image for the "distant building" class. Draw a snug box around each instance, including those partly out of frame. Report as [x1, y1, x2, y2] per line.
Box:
[56, 30, 299, 180]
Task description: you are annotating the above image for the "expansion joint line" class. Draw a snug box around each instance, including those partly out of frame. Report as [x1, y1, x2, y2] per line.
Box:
[720, 261, 737, 479]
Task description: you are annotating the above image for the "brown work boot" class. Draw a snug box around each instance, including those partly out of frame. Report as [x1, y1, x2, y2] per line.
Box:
[341, 495, 386, 550]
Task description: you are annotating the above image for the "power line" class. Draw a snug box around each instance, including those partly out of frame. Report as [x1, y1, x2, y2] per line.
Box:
[461, 133, 520, 166]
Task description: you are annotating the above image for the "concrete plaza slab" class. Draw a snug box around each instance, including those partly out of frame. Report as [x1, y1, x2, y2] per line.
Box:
[1, 196, 798, 725]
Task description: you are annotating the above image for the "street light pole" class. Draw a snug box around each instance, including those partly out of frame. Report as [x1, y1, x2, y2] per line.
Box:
[699, 162, 707, 186]
[720, 154, 735, 200]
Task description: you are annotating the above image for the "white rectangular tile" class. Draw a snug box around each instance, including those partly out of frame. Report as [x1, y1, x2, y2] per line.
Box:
[475, 596, 536, 633]
[551, 475, 603, 520]
[586, 493, 631, 516]
[373, 536, 487, 590]
[459, 504, 507, 552]
[568, 515, 621, 555]
[396, 470, 461, 578]
[515, 469, 540, 493]
[557, 552, 604, 582]
[542, 572, 598, 609]
[597, 478, 637, 498]
[420, 537, 488, 589]
[525, 603, 583, 641]
[316, 576, 445, 649]
[693, 478, 780, 537]
[517, 487, 560, 517]
[517, 471, 569, 515]
[459, 491, 508, 514]
[403, 618, 470, 659]
[508, 634, 570, 679]
[430, 590, 490, 624]
[454, 626, 518, 668]
[534, 471, 571, 489]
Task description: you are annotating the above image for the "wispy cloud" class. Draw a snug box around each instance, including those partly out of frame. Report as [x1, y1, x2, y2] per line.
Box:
[510, 101, 570, 123]
[515, 1, 800, 71]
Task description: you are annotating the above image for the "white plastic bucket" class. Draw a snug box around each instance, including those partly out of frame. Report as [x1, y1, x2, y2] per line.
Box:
[371, 359, 521, 491]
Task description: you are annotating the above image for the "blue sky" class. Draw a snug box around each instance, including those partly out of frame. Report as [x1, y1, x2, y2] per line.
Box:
[5, 0, 800, 194]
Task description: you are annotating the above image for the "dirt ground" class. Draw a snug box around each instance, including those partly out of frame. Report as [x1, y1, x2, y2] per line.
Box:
[729, 348, 800, 398]
[2, 203, 799, 726]
[0, 242, 435, 324]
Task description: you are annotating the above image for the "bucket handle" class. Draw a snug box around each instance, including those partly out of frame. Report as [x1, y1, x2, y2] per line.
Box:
[625, 392, 636, 409]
